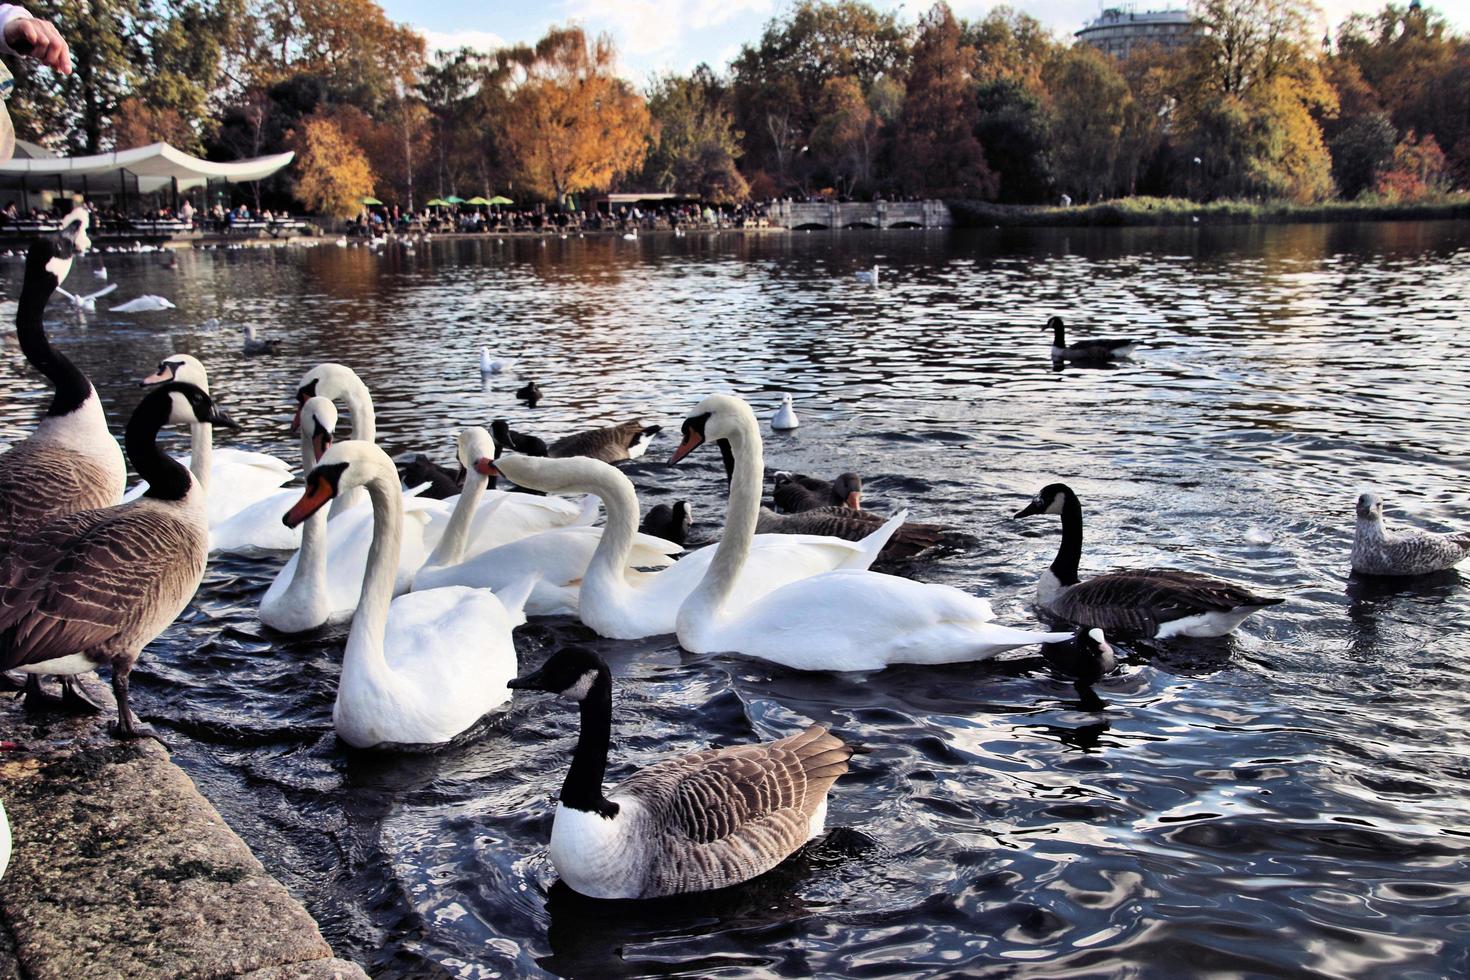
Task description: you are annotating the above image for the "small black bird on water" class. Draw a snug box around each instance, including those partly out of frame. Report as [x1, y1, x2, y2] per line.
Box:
[517, 380, 542, 406]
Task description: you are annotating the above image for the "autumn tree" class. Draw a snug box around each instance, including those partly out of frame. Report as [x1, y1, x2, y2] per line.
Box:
[966, 6, 1058, 90]
[642, 66, 748, 201]
[809, 76, 885, 196]
[894, 3, 995, 199]
[496, 27, 652, 207]
[1046, 45, 1131, 203]
[257, 0, 425, 109]
[1376, 129, 1450, 198]
[291, 114, 374, 217]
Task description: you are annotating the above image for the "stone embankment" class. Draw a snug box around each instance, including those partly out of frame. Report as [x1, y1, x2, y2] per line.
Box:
[0, 677, 366, 979]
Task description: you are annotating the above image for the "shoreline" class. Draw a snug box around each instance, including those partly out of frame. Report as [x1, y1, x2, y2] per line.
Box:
[950, 197, 1470, 228]
[0, 677, 367, 979]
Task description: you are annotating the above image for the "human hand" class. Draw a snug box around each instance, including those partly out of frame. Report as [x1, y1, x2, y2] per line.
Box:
[4, 18, 71, 75]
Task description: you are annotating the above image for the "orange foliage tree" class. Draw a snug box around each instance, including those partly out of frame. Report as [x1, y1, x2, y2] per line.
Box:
[497, 27, 652, 206]
[112, 97, 199, 150]
[291, 114, 375, 218]
[1376, 130, 1449, 199]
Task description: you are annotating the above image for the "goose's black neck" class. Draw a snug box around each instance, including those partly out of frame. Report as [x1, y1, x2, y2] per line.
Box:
[17, 241, 90, 417]
[562, 668, 619, 819]
[126, 392, 193, 502]
[1051, 489, 1084, 586]
[1050, 318, 1066, 346]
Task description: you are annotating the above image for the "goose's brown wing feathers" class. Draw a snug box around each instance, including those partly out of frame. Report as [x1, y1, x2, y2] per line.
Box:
[615, 726, 851, 893]
[772, 474, 832, 513]
[0, 440, 118, 538]
[756, 506, 949, 559]
[0, 505, 206, 669]
[1054, 567, 1282, 636]
[548, 421, 645, 463]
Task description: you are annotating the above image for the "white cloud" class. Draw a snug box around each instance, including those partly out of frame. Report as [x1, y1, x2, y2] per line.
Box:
[417, 28, 508, 56]
[565, 0, 774, 58]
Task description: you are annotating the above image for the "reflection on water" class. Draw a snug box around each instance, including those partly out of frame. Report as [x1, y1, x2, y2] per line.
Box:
[3, 222, 1470, 978]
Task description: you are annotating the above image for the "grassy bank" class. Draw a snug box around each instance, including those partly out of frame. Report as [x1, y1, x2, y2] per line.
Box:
[950, 195, 1470, 228]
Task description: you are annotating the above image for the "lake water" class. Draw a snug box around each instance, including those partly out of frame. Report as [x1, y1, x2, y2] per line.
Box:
[3, 222, 1470, 978]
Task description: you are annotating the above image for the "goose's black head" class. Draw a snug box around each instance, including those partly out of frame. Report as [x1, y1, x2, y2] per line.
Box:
[283, 460, 349, 527]
[509, 646, 609, 702]
[1014, 483, 1072, 519]
[149, 380, 237, 430]
[491, 418, 513, 456]
[833, 472, 863, 509]
[26, 207, 90, 290]
[1045, 315, 1066, 337]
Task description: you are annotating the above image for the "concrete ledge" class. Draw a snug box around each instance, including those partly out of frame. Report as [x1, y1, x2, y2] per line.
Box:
[0, 677, 366, 980]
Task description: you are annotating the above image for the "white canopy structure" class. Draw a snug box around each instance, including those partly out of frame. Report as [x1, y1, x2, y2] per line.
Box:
[0, 141, 294, 195]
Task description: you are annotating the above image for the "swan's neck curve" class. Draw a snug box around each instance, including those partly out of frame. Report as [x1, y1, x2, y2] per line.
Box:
[680, 414, 762, 637]
[343, 459, 401, 686]
[330, 381, 376, 518]
[188, 422, 212, 494]
[582, 469, 640, 608]
[427, 466, 489, 566]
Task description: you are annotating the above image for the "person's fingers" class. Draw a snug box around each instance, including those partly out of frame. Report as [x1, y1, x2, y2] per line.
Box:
[7, 20, 72, 74]
[37, 22, 70, 74]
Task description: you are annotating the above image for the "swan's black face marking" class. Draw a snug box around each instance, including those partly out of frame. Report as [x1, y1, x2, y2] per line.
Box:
[310, 416, 334, 462]
[671, 412, 710, 463]
[283, 462, 348, 527]
[508, 646, 605, 699]
[140, 359, 184, 387]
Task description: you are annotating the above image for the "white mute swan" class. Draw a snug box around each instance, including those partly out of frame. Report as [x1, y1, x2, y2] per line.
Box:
[487, 453, 901, 640]
[259, 400, 435, 632]
[412, 455, 681, 617]
[293, 363, 377, 517]
[111, 295, 176, 313]
[282, 441, 533, 750]
[126, 354, 295, 536]
[670, 394, 1073, 669]
[416, 426, 597, 576]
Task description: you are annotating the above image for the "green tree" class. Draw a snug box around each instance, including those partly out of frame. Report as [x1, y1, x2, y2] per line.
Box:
[1046, 45, 1130, 203]
[642, 66, 748, 201]
[894, 3, 995, 199]
[974, 77, 1051, 203]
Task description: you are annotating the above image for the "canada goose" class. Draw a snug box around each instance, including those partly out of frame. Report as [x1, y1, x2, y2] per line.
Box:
[549, 421, 661, 463]
[516, 380, 542, 406]
[508, 646, 852, 899]
[486, 454, 897, 640]
[281, 441, 532, 749]
[854, 265, 879, 285]
[669, 395, 1071, 668]
[480, 348, 514, 374]
[54, 282, 116, 311]
[755, 506, 948, 561]
[111, 295, 176, 313]
[1046, 316, 1137, 361]
[130, 354, 294, 534]
[0, 382, 233, 738]
[772, 393, 800, 431]
[1014, 483, 1283, 638]
[773, 471, 862, 512]
[640, 500, 692, 547]
[1352, 492, 1470, 577]
[491, 418, 548, 458]
[1040, 627, 1118, 686]
[242, 325, 281, 355]
[0, 209, 126, 547]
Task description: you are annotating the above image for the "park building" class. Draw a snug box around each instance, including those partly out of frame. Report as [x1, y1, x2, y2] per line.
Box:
[1075, 5, 1198, 60]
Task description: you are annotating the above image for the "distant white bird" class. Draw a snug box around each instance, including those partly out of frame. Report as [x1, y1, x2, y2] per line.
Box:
[112, 295, 177, 313]
[93, 264, 108, 280]
[242, 324, 281, 355]
[854, 265, 880, 285]
[772, 392, 800, 431]
[55, 282, 117, 311]
[622, 228, 638, 241]
[480, 348, 514, 374]
[335, 236, 348, 247]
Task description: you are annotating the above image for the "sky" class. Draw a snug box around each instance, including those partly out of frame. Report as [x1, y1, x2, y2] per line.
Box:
[384, 1, 1470, 84]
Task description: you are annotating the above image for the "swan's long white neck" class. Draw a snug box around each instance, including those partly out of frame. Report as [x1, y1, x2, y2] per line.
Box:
[344, 454, 401, 687]
[287, 426, 329, 609]
[188, 421, 212, 495]
[427, 466, 488, 566]
[582, 464, 640, 608]
[679, 418, 762, 642]
[328, 375, 375, 518]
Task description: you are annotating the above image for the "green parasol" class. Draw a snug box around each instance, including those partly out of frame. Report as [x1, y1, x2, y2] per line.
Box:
[487, 195, 513, 205]
[360, 196, 384, 205]
[444, 195, 467, 204]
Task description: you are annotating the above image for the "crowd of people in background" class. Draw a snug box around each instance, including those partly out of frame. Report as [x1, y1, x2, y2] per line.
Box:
[346, 200, 775, 238]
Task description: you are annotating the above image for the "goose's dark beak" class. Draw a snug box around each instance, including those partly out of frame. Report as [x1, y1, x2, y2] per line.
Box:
[1013, 499, 1043, 519]
[507, 666, 545, 690]
[209, 409, 240, 429]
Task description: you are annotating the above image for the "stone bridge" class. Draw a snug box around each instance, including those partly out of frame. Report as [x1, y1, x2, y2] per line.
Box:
[769, 199, 952, 230]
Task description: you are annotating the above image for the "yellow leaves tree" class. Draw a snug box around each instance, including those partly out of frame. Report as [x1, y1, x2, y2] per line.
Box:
[498, 28, 652, 206]
[291, 115, 375, 219]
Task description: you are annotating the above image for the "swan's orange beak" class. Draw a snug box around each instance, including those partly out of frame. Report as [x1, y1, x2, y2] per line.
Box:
[473, 457, 499, 477]
[283, 477, 335, 528]
[845, 490, 861, 510]
[140, 368, 171, 385]
[671, 430, 703, 464]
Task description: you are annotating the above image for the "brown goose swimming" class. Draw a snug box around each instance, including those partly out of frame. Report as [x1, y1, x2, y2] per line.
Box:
[772, 471, 862, 512]
[0, 382, 234, 737]
[1014, 483, 1282, 639]
[755, 505, 948, 561]
[0, 208, 125, 549]
[548, 420, 661, 463]
[509, 646, 851, 899]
